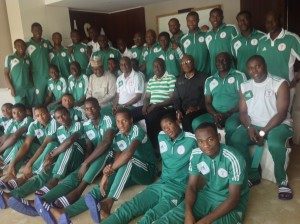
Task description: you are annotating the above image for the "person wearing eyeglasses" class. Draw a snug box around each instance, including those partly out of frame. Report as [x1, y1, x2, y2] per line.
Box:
[174, 54, 207, 132]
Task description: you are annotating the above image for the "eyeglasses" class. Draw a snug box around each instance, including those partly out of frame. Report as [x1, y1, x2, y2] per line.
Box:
[181, 60, 192, 65]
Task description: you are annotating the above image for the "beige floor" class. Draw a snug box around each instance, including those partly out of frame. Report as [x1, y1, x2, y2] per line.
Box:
[1, 143, 300, 224]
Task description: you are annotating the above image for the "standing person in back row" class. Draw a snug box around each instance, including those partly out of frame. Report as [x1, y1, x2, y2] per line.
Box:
[180, 11, 210, 75]
[231, 11, 265, 79]
[206, 8, 238, 74]
[26, 22, 52, 106]
[4, 39, 35, 107]
[257, 11, 300, 86]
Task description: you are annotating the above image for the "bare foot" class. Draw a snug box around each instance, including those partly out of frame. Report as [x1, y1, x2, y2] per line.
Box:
[50, 206, 65, 223]
[45, 178, 59, 190]
[99, 197, 114, 215]
[2, 191, 11, 207]
[8, 175, 28, 189]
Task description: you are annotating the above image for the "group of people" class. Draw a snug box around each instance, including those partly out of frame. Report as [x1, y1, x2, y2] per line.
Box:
[0, 6, 299, 224]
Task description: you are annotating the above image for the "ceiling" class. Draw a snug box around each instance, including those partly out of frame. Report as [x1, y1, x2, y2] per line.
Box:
[45, 0, 173, 13]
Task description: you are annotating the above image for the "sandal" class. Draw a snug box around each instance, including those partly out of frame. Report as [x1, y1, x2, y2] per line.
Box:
[278, 186, 293, 200]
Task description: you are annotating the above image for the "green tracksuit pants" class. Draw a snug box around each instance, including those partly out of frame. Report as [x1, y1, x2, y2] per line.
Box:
[231, 124, 293, 186]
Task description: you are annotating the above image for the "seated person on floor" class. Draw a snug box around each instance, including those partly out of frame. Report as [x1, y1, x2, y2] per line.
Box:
[61, 93, 87, 122]
[192, 52, 246, 144]
[67, 61, 88, 107]
[44, 64, 68, 112]
[91, 113, 197, 224]
[0, 106, 85, 210]
[231, 55, 294, 200]
[0, 103, 33, 180]
[34, 108, 157, 224]
[86, 57, 117, 108]
[0, 103, 13, 139]
[6, 98, 116, 219]
[1, 106, 58, 191]
[132, 58, 176, 155]
[174, 54, 207, 133]
[154, 122, 249, 224]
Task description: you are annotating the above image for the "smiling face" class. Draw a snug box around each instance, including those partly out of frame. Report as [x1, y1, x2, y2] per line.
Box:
[186, 15, 199, 33]
[265, 12, 281, 34]
[247, 56, 268, 83]
[209, 10, 223, 30]
[84, 100, 100, 121]
[168, 19, 180, 35]
[49, 66, 59, 81]
[116, 111, 133, 136]
[215, 52, 231, 73]
[32, 25, 42, 39]
[145, 30, 156, 46]
[181, 55, 194, 74]
[237, 13, 251, 32]
[195, 126, 220, 158]
[14, 40, 26, 57]
[119, 57, 132, 75]
[160, 118, 181, 140]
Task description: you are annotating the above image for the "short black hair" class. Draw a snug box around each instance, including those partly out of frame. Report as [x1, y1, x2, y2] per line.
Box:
[2, 103, 13, 110]
[31, 22, 42, 30]
[49, 64, 59, 73]
[52, 32, 62, 39]
[85, 97, 100, 107]
[54, 106, 69, 115]
[236, 10, 252, 20]
[62, 93, 74, 99]
[195, 122, 218, 135]
[34, 105, 49, 112]
[210, 8, 223, 16]
[71, 29, 81, 36]
[158, 32, 170, 41]
[169, 18, 180, 24]
[70, 61, 81, 71]
[187, 11, 199, 20]
[247, 55, 266, 65]
[14, 39, 25, 46]
[115, 108, 132, 120]
[12, 103, 26, 112]
[160, 112, 177, 123]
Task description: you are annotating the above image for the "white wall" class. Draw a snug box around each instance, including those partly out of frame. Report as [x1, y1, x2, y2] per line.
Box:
[0, 0, 13, 88]
[145, 0, 240, 31]
[6, 0, 71, 46]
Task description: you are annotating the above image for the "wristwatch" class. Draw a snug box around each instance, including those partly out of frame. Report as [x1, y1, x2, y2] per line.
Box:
[259, 130, 266, 137]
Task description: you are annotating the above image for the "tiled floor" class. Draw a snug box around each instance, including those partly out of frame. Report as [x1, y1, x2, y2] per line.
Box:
[1, 143, 300, 224]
